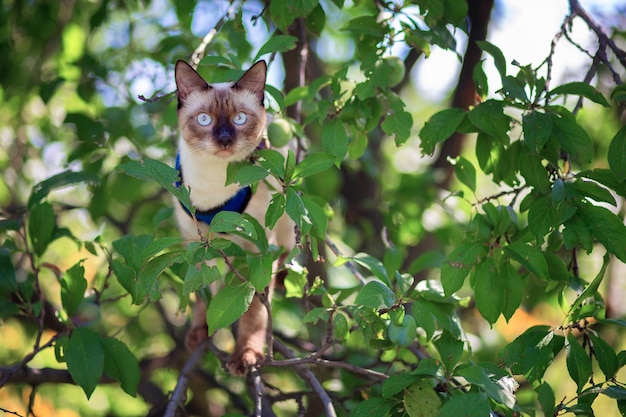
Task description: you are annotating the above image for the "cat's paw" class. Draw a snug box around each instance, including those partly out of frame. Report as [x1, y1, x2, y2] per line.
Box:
[227, 346, 264, 376]
[185, 323, 209, 352]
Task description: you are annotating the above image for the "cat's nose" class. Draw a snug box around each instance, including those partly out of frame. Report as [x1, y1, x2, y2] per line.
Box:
[215, 126, 234, 146]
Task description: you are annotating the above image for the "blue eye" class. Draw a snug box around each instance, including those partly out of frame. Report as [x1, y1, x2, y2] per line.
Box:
[233, 112, 247, 125]
[197, 113, 212, 126]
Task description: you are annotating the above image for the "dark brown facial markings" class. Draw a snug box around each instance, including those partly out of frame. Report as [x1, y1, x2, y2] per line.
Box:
[179, 86, 265, 155]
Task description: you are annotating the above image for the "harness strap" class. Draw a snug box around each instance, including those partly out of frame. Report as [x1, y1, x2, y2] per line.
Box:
[175, 153, 252, 225]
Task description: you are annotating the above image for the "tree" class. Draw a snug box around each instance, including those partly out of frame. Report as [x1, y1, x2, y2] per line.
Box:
[1, 0, 626, 416]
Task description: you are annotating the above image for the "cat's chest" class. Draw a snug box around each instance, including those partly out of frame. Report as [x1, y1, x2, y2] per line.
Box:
[177, 148, 240, 210]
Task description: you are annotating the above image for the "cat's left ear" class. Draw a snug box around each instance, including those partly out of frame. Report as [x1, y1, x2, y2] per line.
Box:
[234, 61, 266, 105]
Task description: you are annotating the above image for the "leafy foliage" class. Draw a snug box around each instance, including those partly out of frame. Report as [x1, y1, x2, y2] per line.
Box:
[1, 1, 626, 417]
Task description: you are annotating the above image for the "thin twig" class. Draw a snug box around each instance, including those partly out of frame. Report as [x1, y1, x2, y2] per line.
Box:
[163, 340, 211, 417]
[190, 0, 240, 69]
[0, 333, 63, 388]
[250, 366, 263, 417]
[272, 340, 338, 417]
[324, 238, 367, 284]
[0, 408, 24, 417]
[263, 355, 389, 381]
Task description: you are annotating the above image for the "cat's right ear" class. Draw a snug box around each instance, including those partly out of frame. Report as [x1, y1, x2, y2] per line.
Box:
[175, 60, 209, 104]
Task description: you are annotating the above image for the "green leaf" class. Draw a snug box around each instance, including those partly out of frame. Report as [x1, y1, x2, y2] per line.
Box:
[433, 331, 464, 370]
[441, 243, 488, 296]
[136, 251, 185, 303]
[269, 0, 318, 33]
[550, 111, 593, 164]
[476, 40, 507, 79]
[293, 152, 335, 179]
[210, 211, 260, 244]
[419, 108, 466, 155]
[349, 253, 390, 286]
[61, 262, 88, 316]
[577, 202, 626, 262]
[354, 281, 396, 309]
[572, 179, 616, 206]
[302, 196, 327, 238]
[589, 333, 618, 380]
[226, 164, 269, 187]
[502, 262, 526, 321]
[206, 283, 255, 335]
[468, 99, 511, 142]
[333, 311, 349, 341]
[611, 84, 626, 103]
[536, 382, 556, 417]
[100, 337, 140, 396]
[387, 314, 417, 347]
[28, 202, 56, 257]
[322, 118, 348, 160]
[499, 326, 564, 382]
[473, 259, 504, 324]
[265, 193, 286, 229]
[341, 15, 387, 37]
[608, 125, 626, 181]
[439, 393, 490, 417]
[566, 334, 592, 392]
[28, 170, 100, 210]
[303, 307, 329, 324]
[452, 156, 476, 191]
[473, 60, 488, 99]
[520, 153, 551, 194]
[117, 159, 192, 214]
[504, 242, 549, 280]
[382, 107, 413, 145]
[254, 34, 298, 60]
[403, 379, 441, 417]
[286, 187, 312, 233]
[0, 299, 20, 318]
[183, 264, 221, 298]
[248, 253, 273, 292]
[66, 327, 104, 399]
[382, 373, 420, 399]
[350, 397, 398, 417]
[502, 75, 529, 102]
[523, 110, 553, 153]
[550, 82, 610, 107]
[455, 364, 517, 409]
[569, 252, 609, 318]
[256, 149, 285, 178]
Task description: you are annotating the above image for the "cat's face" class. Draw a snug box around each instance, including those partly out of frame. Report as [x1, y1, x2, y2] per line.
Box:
[175, 60, 267, 161]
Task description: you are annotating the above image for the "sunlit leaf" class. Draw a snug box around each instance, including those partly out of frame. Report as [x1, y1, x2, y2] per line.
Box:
[550, 82, 610, 107]
[608, 125, 626, 181]
[61, 262, 88, 317]
[206, 283, 255, 335]
[420, 108, 466, 155]
[66, 327, 104, 399]
[28, 170, 99, 210]
[403, 379, 441, 417]
[101, 337, 140, 396]
[566, 334, 592, 392]
[354, 281, 395, 309]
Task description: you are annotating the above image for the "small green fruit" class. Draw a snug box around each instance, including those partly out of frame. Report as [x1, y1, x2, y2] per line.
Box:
[267, 117, 292, 147]
[377, 56, 406, 88]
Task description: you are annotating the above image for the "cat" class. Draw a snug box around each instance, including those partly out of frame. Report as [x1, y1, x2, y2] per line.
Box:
[174, 60, 295, 375]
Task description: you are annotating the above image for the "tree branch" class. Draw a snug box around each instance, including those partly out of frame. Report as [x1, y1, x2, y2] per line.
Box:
[272, 340, 338, 417]
[163, 340, 210, 417]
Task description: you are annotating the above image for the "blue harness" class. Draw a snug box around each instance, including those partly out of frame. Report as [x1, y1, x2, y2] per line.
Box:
[175, 153, 252, 225]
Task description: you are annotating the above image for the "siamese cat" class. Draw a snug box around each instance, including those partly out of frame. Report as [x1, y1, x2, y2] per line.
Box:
[174, 60, 294, 375]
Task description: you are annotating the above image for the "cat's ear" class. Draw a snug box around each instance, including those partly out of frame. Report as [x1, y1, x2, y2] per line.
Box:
[234, 61, 266, 105]
[175, 60, 209, 103]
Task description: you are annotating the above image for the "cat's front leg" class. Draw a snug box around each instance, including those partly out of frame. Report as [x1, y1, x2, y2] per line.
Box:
[185, 299, 209, 351]
[227, 294, 268, 375]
